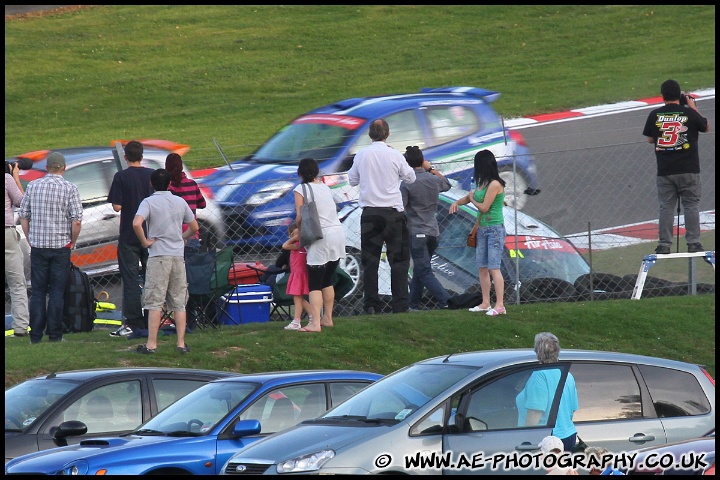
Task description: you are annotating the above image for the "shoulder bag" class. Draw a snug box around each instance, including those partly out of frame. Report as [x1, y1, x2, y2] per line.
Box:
[466, 214, 481, 248]
[299, 183, 324, 248]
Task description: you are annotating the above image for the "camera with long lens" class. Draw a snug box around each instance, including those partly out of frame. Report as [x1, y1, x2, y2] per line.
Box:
[5, 158, 34, 175]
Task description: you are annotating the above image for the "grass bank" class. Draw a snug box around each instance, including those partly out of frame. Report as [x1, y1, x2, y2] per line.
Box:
[5, 294, 715, 389]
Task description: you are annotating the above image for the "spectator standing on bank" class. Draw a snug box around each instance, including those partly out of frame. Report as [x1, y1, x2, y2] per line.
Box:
[642, 79, 710, 255]
[281, 222, 311, 331]
[348, 119, 416, 314]
[294, 158, 346, 332]
[5, 162, 30, 337]
[18, 152, 83, 344]
[449, 150, 506, 316]
[107, 140, 154, 338]
[165, 152, 206, 253]
[133, 168, 197, 354]
[400, 146, 451, 310]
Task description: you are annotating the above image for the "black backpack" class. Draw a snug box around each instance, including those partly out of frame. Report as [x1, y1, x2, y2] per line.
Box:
[63, 263, 97, 333]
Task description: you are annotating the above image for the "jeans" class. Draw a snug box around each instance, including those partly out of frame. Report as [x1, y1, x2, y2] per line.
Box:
[29, 247, 71, 343]
[409, 234, 449, 309]
[360, 208, 410, 313]
[118, 242, 149, 330]
[657, 173, 701, 247]
[5, 227, 29, 333]
[475, 224, 506, 270]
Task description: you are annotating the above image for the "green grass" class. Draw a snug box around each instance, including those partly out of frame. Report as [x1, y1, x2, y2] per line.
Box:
[4, 6, 715, 388]
[5, 295, 715, 389]
[5, 5, 715, 168]
[586, 231, 716, 284]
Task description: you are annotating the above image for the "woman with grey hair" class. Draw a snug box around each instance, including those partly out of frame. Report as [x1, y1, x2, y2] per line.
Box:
[516, 332, 579, 452]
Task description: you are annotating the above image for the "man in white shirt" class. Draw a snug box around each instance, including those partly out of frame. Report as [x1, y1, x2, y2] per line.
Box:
[348, 119, 416, 314]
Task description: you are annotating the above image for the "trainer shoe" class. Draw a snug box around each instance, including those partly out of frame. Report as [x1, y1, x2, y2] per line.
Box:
[284, 319, 302, 331]
[654, 245, 671, 255]
[687, 243, 705, 253]
[110, 325, 133, 337]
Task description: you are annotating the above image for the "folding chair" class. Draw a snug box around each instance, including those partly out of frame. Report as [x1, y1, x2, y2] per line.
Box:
[241, 262, 294, 322]
[184, 247, 236, 329]
[268, 272, 295, 322]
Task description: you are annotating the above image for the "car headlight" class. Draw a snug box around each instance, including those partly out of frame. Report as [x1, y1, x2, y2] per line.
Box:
[245, 181, 295, 207]
[277, 450, 335, 473]
[60, 460, 89, 475]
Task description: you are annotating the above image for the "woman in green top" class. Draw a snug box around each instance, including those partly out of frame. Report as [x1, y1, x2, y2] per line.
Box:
[449, 150, 507, 316]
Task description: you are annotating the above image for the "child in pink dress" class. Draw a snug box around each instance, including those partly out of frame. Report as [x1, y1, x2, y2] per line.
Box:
[282, 223, 311, 330]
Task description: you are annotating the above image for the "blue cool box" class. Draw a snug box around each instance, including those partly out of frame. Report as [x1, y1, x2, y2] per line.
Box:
[219, 284, 273, 325]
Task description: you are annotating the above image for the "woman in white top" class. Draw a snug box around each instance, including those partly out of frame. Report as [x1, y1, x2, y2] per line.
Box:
[293, 157, 346, 332]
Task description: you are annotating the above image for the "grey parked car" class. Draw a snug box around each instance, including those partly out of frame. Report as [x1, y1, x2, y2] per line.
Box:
[220, 349, 715, 475]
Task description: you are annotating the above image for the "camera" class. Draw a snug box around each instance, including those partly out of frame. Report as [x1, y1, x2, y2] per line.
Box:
[679, 93, 694, 106]
[5, 158, 34, 175]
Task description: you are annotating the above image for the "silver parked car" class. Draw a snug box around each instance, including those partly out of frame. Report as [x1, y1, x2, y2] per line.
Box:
[220, 349, 715, 475]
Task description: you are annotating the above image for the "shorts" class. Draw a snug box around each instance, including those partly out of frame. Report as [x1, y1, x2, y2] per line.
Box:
[475, 224, 506, 270]
[307, 260, 339, 292]
[143, 256, 188, 311]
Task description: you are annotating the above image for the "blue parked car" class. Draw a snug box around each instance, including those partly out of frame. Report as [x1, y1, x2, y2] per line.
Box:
[199, 87, 540, 248]
[4, 370, 381, 475]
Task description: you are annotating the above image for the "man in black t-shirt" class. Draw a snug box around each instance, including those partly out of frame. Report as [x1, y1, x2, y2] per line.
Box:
[642, 79, 710, 255]
[107, 141, 154, 337]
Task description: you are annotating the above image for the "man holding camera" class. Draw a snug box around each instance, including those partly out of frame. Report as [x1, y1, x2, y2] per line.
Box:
[5, 161, 30, 336]
[642, 79, 710, 255]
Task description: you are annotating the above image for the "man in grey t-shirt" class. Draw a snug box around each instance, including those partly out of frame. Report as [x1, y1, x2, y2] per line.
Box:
[400, 146, 451, 310]
[133, 169, 197, 354]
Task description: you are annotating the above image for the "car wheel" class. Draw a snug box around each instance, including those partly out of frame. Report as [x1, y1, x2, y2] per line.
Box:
[338, 248, 362, 298]
[498, 168, 529, 210]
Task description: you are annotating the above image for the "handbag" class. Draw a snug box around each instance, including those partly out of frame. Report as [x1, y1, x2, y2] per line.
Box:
[466, 214, 481, 248]
[299, 183, 324, 248]
[571, 435, 588, 454]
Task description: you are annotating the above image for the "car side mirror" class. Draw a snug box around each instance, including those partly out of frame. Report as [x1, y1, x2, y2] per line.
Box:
[53, 420, 88, 446]
[232, 419, 262, 438]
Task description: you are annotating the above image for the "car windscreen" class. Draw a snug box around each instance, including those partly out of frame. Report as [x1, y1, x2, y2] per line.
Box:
[5, 378, 81, 431]
[137, 381, 258, 436]
[252, 115, 364, 164]
[319, 364, 477, 424]
[434, 202, 590, 285]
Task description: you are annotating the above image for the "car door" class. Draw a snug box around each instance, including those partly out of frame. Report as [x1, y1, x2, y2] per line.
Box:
[635, 364, 713, 444]
[441, 364, 570, 475]
[216, 380, 374, 474]
[570, 362, 666, 452]
[37, 377, 144, 452]
[35, 373, 217, 453]
[63, 158, 120, 270]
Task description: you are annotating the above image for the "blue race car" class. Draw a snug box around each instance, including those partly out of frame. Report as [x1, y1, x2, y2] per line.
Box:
[4, 370, 381, 475]
[199, 87, 540, 248]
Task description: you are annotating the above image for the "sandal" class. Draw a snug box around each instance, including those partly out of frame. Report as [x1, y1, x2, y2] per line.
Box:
[468, 305, 490, 312]
[136, 344, 157, 354]
[486, 307, 506, 316]
[298, 327, 321, 333]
